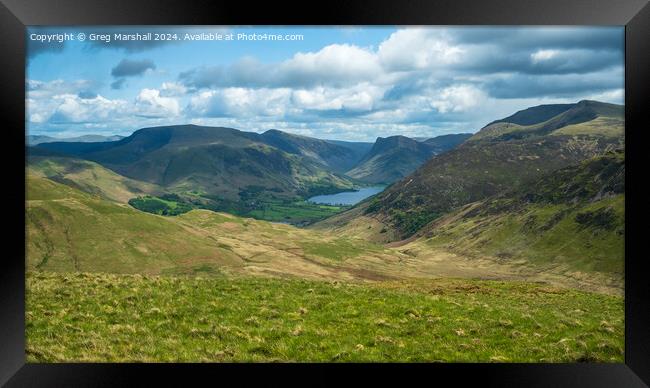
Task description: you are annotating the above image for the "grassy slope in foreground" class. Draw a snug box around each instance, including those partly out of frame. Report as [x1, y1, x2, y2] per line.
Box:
[26, 272, 623, 362]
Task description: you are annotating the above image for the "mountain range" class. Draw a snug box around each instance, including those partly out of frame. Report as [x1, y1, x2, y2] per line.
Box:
[27, 134, 125, 146]
[315, 100, 624, 240]
[30, 126, 470, 204]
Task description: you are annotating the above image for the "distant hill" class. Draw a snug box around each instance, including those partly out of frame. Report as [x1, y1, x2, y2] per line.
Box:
[32, 125, 356, 201]
[319, 100, 624, 240]
[470, 100, 623, 142]
[260, 129, 366, 173]
[346, 133, 471, 184]
[27, 134, 125, 145]
[421, 133, 472, 153]
[324, 139, 374, 163]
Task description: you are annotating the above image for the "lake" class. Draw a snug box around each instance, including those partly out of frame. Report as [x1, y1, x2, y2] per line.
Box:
[307, 186, 385, 206]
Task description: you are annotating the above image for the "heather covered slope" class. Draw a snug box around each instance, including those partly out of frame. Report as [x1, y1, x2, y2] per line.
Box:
[412, 151, 625, 277]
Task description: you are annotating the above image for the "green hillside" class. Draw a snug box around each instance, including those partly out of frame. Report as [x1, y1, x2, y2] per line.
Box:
[416, 152, 624, 276]
[26, 174, 401, 281]
[28, 155, 162, 203]
[26, 174, 241, 274]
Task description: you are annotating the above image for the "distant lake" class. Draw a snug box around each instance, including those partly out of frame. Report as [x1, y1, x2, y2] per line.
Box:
[307, 186, 385, 206]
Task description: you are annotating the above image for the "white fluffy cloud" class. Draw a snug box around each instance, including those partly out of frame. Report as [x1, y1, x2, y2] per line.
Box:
[27, 84, 181, 127]
[27, 27, 625, 140]
[180, 43, 383, 89]
[27, 79, 96, 99]
[160, 82, 188, 97]
[291, 84, 383, 112]
[49, 94, 128, 123]
[378, 29, 464, 71]
[188, 88, 292, 118]
[278, 44, 382, 87]
[428, 85, 487, 113]
[135, 88, 181, 118]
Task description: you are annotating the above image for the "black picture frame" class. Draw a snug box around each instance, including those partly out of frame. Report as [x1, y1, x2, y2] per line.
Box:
[1, 0, 648, 386]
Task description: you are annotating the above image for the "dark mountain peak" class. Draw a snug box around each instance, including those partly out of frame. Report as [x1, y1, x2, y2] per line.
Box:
[126, 125, 257, 149]
[132, 124, 240, 137]
[376, 135, 413, 142]
[422, 133, 473, 151]
[488, 100, 623, 129]
[572, 100, 623, 117]
[263, 128, 285, 136]
[489, 103, 577, 127]
[576, 99, 609, 107]
[373, 135, 419, 151]
[261, 128, 313, 143]
[472, 100, 623, 142]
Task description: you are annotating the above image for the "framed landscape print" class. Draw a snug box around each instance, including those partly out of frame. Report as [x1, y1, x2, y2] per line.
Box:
[1, 0, 649, 386]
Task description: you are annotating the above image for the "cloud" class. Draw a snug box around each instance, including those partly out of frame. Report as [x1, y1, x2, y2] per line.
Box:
[484, 68, 623, 99]
[179, 44, 382, 89]
[160, 82, 187, 97]
[428, 85, 487, 113]
[290, 84, 383, 112]
[111, 78, 127, 90]
[530, 49, 559, 63]
[135, 88, 180, 118]
[378, 28, 464, 71]
[111, 59, 156, 77]
[449, 26, 624, 51]
[78, 91, 98, 99]
[188, 88, 291, 118]
[48, 94, 128, 124]
[27, 27, 625, 141]
[27, 82, 181, 130]
[27, 79, 98, 100]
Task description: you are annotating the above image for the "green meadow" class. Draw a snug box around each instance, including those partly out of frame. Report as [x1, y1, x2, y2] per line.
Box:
[26, 272, 623, 363]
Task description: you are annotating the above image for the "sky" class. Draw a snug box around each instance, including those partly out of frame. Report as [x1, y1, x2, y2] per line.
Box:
[26, 26, 624, 141]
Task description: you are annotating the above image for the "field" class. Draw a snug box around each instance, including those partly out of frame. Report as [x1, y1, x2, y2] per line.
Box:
[26, 272, 623, 363]
[130, 192, 350, 225]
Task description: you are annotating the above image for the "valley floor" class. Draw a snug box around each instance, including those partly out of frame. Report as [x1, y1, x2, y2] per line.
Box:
[26, 272, 623, 363]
